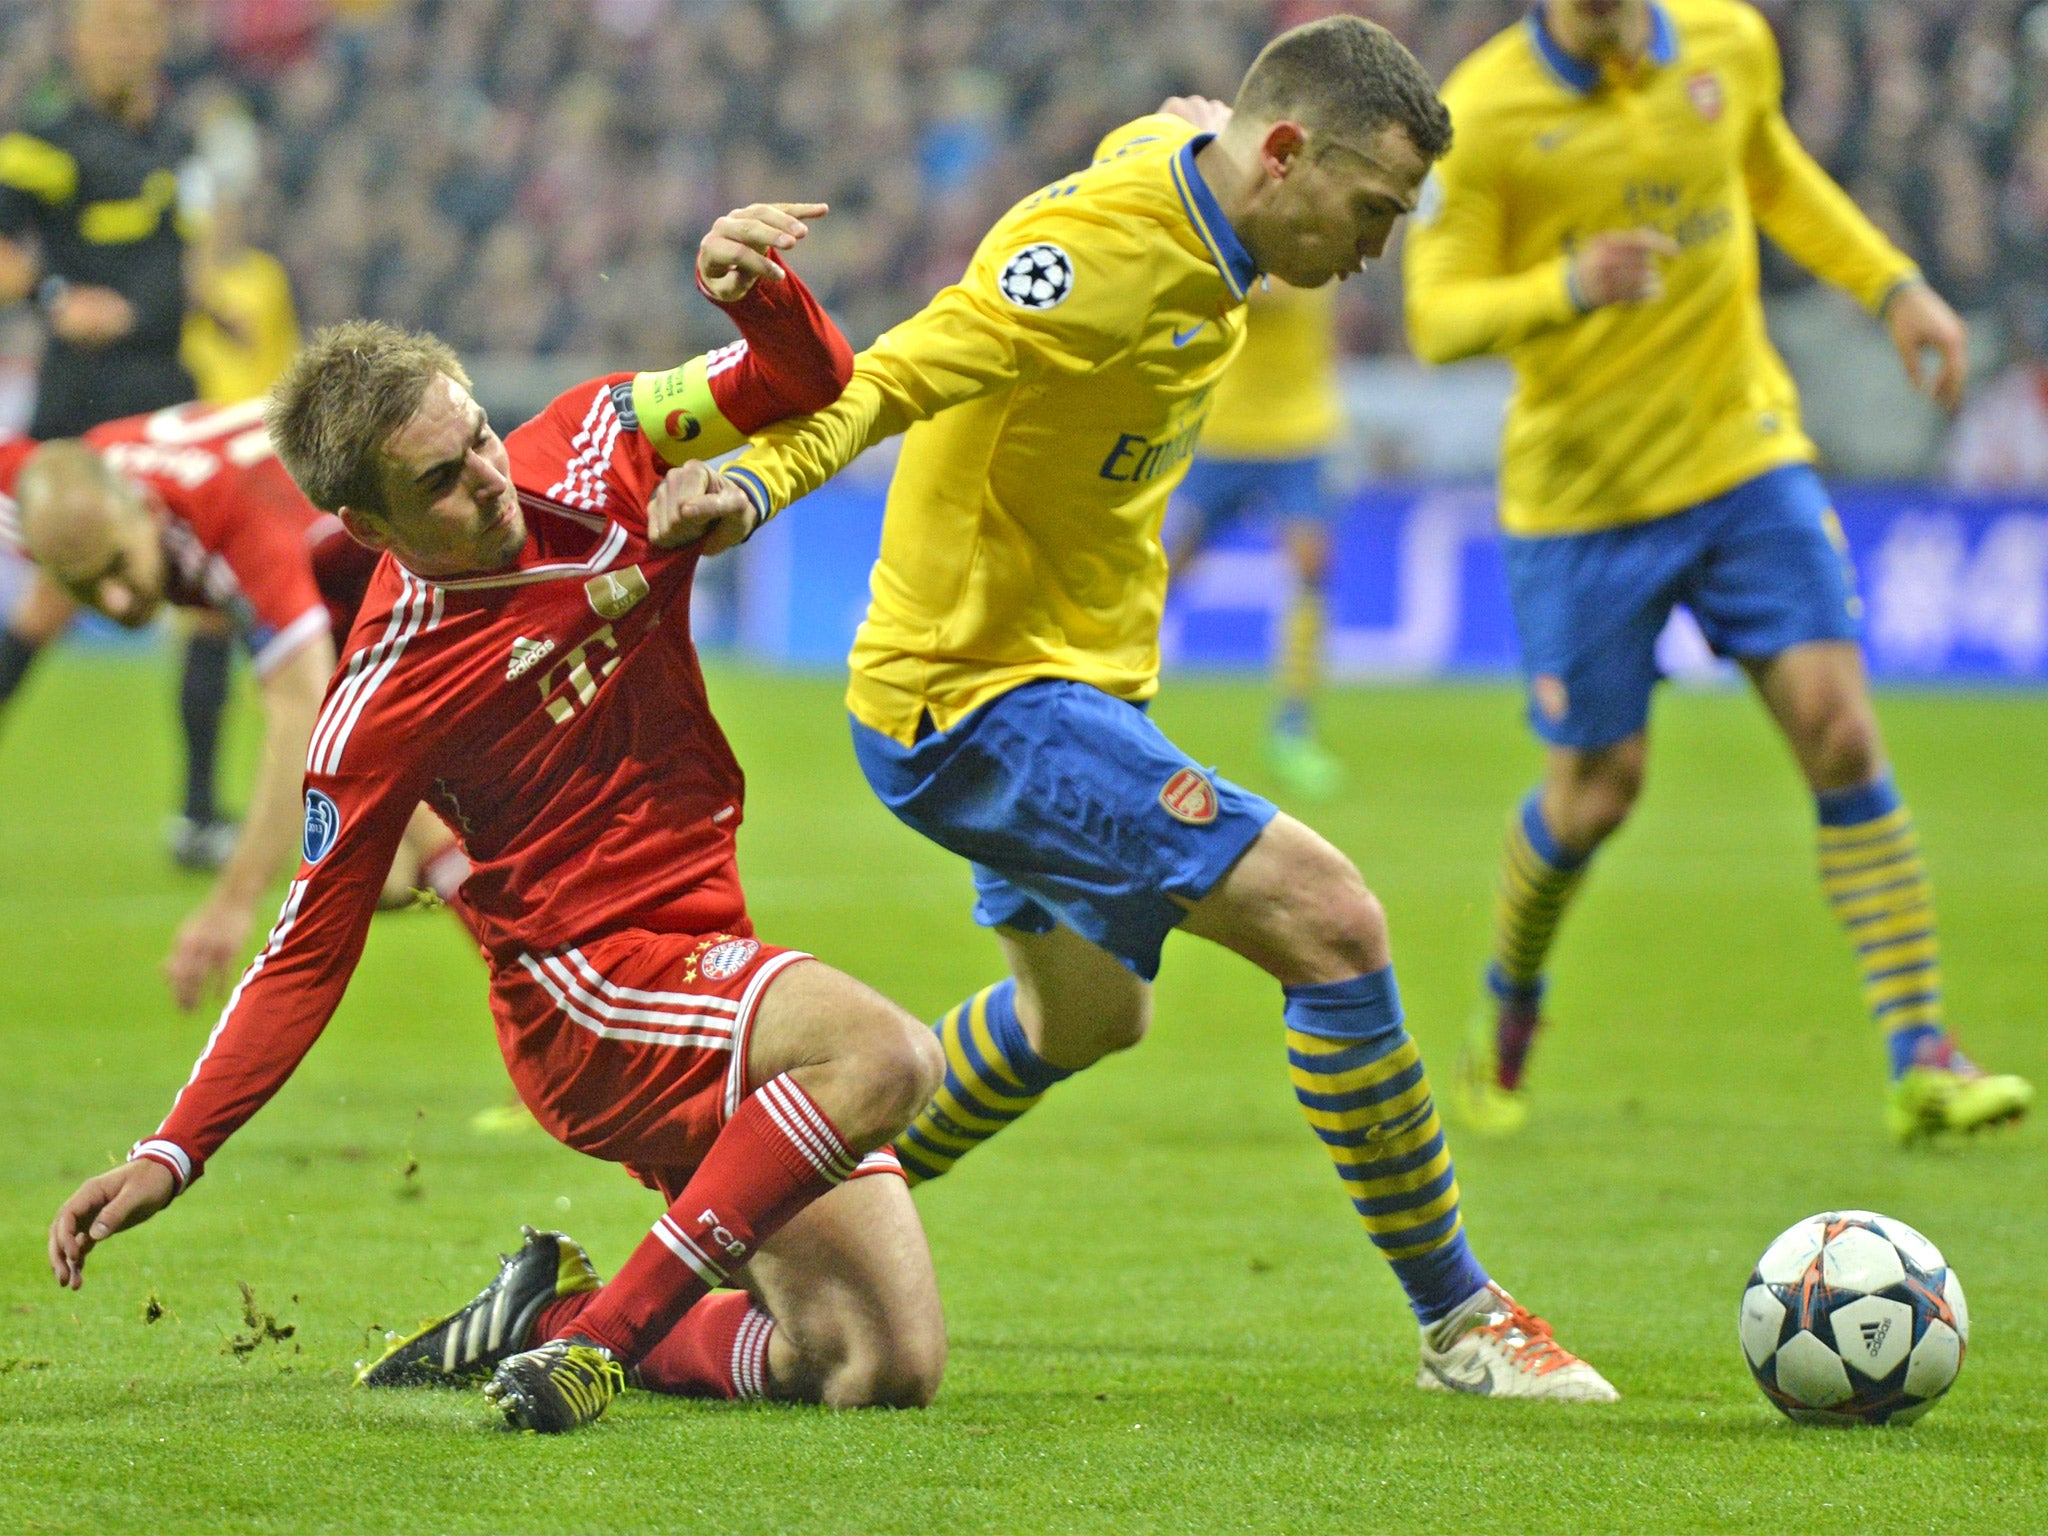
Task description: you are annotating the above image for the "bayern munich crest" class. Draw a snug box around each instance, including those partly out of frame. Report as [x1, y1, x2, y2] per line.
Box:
[997, 243, 1073, 310]
[1158, 767, 1219, 826]
[698, 937, 760, 981]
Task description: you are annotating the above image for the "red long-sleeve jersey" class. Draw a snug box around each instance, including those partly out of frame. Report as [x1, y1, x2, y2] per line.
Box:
[131, 266, 853, 1192]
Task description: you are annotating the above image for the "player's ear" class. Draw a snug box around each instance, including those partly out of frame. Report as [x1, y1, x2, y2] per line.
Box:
[335, 505, 392, 553]
[1259, 120, 1310, 178]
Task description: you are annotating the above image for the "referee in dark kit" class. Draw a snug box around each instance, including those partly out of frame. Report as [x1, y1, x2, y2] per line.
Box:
[0, 0, 240, 870]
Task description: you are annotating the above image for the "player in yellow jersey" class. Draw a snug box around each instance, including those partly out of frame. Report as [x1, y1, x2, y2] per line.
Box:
[182, 188, 301, 409]
[1171, 277, 1347, 797]
[688, 18, 1617, 1399]
[1403, 0, 2032, 1144]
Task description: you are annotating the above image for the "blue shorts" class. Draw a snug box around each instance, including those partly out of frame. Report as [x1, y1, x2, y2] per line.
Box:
[1175, 454, 1330, 539]
[1503, 464, 1861, 751]
[850, 679, 1278, 980]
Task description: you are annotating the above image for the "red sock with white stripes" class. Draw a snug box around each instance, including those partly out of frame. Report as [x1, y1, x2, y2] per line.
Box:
[636, 1290, 776, 1399]
[533, 1289, 774, 1400]
[568, 1074, 855, 1365]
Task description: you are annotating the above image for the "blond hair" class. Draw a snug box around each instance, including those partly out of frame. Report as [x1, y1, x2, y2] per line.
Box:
[265, 320, 472, 514]
[1235, 16, 1452, 162]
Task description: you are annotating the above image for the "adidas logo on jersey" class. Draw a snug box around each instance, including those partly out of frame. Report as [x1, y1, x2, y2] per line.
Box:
[506, 636, 557, 680]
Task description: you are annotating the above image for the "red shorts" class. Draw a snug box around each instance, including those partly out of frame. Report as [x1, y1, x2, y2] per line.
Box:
[489, 927, 899, 1200]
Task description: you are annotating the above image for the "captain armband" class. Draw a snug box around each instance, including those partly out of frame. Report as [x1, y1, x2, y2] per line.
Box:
[628, 357, 747, 465]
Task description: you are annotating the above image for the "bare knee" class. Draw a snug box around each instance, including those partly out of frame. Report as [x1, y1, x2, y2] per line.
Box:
[818, 1317, 947, 1409]
[855, 1001, 945, 1137]
[1005, 930, 1152, 1068]
[762, 968, 944, 1150]
[1800, 701, 1884, 791]
[1084, 984, 1151, 1056]
[1546, 741, 1645, 851]
[1265, 838, 1389, 983]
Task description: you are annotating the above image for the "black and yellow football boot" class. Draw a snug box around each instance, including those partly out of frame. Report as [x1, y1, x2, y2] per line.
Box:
[356, 1226, 600, 1388]
[485, 1337, 627, 1433]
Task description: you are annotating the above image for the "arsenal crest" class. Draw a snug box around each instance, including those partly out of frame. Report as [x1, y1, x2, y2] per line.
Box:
[1159, 766, 1219, 826]
[1687, 70, 1723, 122]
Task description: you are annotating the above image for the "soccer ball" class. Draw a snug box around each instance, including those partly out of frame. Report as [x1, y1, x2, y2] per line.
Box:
[1739, 1211, 1967, 1425]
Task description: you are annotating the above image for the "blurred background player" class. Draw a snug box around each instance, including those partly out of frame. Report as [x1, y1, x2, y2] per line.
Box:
[1403, 0, 2034, 1143]
[0, 0, 243, 871]
[0, 403, 455, 1009]
[713, 21, 1618, 1401]
[1171, 275, 1346, 799]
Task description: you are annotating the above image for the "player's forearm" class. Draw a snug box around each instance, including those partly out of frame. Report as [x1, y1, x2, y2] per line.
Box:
[706, 255, 854, 430]
[727, 288, 1019, 516]
[725, 369, 903, 520]
[1747, 116, 1917, 314]
[1404, 258, 1582, 364]
[151, 842, 392, 1186]
[633, 259, 855, 469]
[213, 646, 328, 909]
[147, 964, 363, 1190]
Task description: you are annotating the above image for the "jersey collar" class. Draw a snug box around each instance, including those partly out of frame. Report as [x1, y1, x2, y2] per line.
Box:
[1171, 134, 1259, 302]
[1529, 2, 1677, 94]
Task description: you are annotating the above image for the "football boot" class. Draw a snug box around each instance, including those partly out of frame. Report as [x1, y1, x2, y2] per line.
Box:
[1266, 728, 1344, 801]
[357, 1226, 600, 1387]
[1451, 1006, 1532, 1138]
[1417, 1283, 1618, 1402]
[1887, 1037, 2033, 1145]
[485, 1337, 627, 1433]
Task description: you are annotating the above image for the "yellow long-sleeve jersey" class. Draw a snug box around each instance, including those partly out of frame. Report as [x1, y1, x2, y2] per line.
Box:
[727, 115, 1256, 744]
[1197, 278, 1343, 460]
[1402, 0, 1917, 537]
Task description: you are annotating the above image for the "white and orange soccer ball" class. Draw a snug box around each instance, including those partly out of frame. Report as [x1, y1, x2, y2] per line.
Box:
[1739, 1211, 1967, 1426]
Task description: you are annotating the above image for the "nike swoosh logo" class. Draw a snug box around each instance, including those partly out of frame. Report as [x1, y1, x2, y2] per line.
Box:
[1362, 1100, 1436, 1144]
[1171, 323, 1206, 347]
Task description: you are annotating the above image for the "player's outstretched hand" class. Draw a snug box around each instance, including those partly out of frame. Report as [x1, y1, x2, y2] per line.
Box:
[698, 202, 829, 303]
[1570, 229, 1680, 309]
[1160, 95, 1232, 133]
[1885, 279, 1969, 415]
[49, 1158, 176, 1290]
[648, 460, 758, 556]
[163, 896, 255, 1012]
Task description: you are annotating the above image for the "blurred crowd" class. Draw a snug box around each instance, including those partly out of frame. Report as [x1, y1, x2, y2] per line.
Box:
[3, 0, 2048, 458]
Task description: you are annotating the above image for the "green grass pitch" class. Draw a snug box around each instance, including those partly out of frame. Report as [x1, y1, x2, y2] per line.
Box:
[3, 653, 2044, 1534]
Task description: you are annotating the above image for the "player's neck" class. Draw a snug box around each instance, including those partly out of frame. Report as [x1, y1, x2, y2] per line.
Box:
[1194, 134, 1265, 267]
[1544, 3, 1651, 66]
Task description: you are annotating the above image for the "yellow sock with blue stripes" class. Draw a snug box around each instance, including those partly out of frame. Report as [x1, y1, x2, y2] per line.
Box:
[1487, 792, 1590, 1031]
[1274, 586, 1326, 738]
[1816, 775, 1948, 1079]
[897, 980, 1070, 1186]
[1286, 968, 1490, 1323]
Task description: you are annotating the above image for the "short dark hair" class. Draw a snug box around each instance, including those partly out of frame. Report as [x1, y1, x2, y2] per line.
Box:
[1234, 15, 1452, 162]
[266, 319, 472, 515]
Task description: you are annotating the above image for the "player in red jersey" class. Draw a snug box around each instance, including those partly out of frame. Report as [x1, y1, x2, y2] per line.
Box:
[49, 204, 951, 1433]
[0, 403, 453, 1007]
